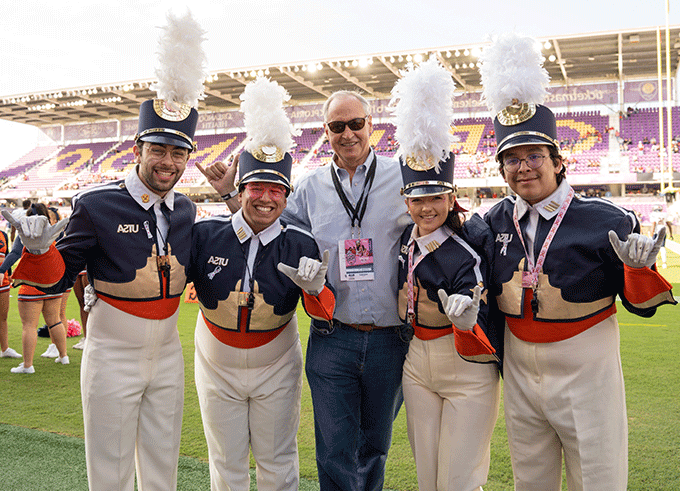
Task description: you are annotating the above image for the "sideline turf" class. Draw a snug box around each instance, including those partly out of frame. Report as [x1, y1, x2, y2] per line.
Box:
[1, 257, 679, 489]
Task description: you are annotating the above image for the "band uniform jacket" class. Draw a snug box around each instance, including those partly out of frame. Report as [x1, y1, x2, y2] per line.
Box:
[189, 215, 335, 349]
[11, 180, 196, 320]
[484, 192, 676, 344]
[397, 214, 500, 365]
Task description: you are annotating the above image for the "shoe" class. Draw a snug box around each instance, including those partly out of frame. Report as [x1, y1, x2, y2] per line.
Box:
[11, 363, 35, 374]
[1, 347, 22, 358]
[55, 355, 70, 365]
[41, 343, 58, 358]
[72, 339, 85, 350]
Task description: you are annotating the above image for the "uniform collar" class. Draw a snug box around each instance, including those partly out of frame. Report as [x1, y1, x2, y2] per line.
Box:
[408, 225, 453, 257]
[515, 179, 571, 221]
[125, 165, 175, 211]
[231, 209, 281, 246]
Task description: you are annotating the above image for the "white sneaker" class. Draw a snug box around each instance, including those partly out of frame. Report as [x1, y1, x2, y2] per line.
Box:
[41, 343, 58, 358]
[55, 355, 70, 365]
[1, 347, 22, 358]
[72, 339, 85, 350]
[11, 363, 35, 374]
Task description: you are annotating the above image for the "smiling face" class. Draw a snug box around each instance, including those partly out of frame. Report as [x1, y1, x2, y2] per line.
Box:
[324, 94, 373, 176]
[405, 193, 455, 237]
[133, 142, 189, 197]
[238, 182, 287, 234]
[500, 144, 561, 205]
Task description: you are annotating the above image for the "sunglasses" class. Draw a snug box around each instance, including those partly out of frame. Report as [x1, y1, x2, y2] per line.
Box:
[326, 117, 368, 134]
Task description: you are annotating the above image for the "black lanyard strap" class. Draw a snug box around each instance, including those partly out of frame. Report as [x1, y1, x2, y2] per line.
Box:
[330, 154, 377, 229]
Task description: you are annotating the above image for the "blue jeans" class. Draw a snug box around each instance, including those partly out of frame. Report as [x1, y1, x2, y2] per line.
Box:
[306, 320, 409, 491]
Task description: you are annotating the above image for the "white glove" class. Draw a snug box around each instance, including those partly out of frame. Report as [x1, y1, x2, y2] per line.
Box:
[83, 284, 97, 312]
[437, 284, 482, 331]
[1, 210, 69, 254]
[608, 228, 664, 269]
[277, 249, 329, 296]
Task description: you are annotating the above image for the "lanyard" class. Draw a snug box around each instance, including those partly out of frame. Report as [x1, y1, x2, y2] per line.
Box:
[330, 154, 377, 232]
[512, 187, 574, 312]
[406, 241, 426, 326]
[145, 202, 172, 277]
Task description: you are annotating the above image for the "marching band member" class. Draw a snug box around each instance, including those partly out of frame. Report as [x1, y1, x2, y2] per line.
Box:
[3, 11, 207, 490]
[480, 33, 676, 491]
[392, 59, 500, 491]
[191, 77, 335, 491]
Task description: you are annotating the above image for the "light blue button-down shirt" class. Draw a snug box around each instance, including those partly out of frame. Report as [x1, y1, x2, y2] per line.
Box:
[282, 150, 411, 326]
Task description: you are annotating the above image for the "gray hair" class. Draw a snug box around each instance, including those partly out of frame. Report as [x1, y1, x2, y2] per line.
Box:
[322, 91, 371, 122]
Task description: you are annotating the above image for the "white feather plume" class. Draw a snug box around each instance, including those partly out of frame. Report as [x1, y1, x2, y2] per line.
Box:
[240, 77, 299, 153]
[389, 58, 456, 171]
[479, 33, 550, 115]
[150, 10, 207, 108]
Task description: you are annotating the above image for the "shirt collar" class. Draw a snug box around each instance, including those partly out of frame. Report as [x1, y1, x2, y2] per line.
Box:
[231, 209, 282, 245]
[332, 148, 375, 177]
[515, 179, 571, 221]
[125, 165, 175, 211]
[408, 225, 453, 257]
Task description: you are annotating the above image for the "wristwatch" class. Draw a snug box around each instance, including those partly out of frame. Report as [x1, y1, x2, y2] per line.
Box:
[221, 189, 239, 200]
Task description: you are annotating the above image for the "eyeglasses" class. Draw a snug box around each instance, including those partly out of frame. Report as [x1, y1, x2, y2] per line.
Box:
[503, 153, 547, 173]
[146, 144, 189, 164]
[245, 183, 286, 200]
[326, 117, 368, 134]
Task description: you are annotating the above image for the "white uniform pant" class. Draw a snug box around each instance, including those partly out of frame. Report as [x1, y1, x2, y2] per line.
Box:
[195, 314, 303, 491]
[403, 334, 500, 491]
[81, 300, 184, 491]
[503, 317, 627, 491]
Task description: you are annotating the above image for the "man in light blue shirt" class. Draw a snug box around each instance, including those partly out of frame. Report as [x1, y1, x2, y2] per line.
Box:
[281, 91, 411, 491]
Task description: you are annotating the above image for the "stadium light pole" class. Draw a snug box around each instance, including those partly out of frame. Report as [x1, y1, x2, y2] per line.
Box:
[657, 27, 666, 192]
[664, 0, 673, 193]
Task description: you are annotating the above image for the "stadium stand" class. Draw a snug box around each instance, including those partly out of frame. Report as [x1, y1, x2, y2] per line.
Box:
[0, 145, 59, 182]
[1, 106, 678, 224]
[620, 107, 680, 173]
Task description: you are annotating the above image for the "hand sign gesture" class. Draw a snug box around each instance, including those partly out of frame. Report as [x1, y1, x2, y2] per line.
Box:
[277, 250, 330, 296]
[2, 210, 68, 254]
[437, 284, 482, 331]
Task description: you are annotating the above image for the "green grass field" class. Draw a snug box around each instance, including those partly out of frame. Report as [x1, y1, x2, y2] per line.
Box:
[1, 255, 679, 490]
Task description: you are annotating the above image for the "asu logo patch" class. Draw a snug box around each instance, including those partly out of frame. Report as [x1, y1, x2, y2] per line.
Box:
[117, 224, 139, 233]
[208, 256, 229, 267]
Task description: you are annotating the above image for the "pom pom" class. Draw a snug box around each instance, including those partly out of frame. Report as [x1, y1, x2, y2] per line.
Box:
[479, 33, 550, 115]
[240, 77, 299, 153]
[66, 319, 82, 337]
[150, 10, 208, 108]
[389, 58, 457, 171]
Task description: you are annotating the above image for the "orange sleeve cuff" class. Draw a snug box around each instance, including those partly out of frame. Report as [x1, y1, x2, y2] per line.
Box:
[302, 286, 335, 322]
[11, 244, 65, 288]
[454, 323, 498, 363]
[623, 264, 676, 309]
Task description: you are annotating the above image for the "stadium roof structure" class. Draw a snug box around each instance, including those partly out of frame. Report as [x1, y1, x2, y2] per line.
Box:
[1, 25, 679, 128]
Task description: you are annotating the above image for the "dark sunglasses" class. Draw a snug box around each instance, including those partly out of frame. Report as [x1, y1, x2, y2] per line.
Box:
[326, 117, 368, 134]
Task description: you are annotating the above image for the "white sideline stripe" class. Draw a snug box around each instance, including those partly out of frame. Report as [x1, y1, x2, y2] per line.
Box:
[664, 239, 680, 255]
